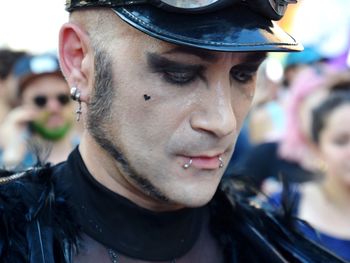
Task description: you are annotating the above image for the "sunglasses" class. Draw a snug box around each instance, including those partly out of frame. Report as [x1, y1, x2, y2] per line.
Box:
[33, 94, 71, 108]
[67, 0, 297, 20]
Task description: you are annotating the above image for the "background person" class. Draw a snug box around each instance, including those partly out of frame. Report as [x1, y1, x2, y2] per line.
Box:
[270, 85, 350, 261]
[237, 67, 329, 195]
[0, 49, 27, 123]
[0, 53, 78, 168]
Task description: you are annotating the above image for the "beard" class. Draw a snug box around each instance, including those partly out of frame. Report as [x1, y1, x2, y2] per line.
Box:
[86, 49, 169, 203]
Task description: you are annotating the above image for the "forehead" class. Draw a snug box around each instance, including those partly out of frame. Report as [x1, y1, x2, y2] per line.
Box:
[115, 32, 266, 65]
[21, 74, 68, 97]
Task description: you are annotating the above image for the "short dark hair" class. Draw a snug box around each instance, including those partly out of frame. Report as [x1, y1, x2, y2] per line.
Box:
[0, 49, 26, 80]
[311, 91, 350, 143]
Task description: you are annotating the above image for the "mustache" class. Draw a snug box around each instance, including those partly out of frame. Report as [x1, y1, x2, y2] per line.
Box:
[170, 135, 236, 156]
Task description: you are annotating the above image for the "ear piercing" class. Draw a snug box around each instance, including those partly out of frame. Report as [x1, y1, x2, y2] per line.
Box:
[70, 87, 82, 121]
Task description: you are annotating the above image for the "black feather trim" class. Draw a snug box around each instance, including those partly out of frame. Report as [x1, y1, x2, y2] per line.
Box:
[0, 162, 346, 263]
[0, 165, 80, 263]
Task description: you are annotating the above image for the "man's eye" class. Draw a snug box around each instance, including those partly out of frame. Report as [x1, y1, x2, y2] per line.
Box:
[230, 68, 256, 83]
[163, 71, 197, 85]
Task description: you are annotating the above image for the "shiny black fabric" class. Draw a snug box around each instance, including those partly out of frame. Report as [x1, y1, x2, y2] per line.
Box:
[60, 149, 205, 261]
[65, 1, 302, 52]
[114, 4, 301, 52]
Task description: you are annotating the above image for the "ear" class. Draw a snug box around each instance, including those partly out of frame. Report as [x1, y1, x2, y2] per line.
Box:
[59, 22, 94, 103]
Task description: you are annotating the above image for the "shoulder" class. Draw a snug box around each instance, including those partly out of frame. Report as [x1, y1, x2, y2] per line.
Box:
[0, 163, 80, 262]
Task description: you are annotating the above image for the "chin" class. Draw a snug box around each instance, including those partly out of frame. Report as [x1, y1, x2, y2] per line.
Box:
[172, 187, 219, 208]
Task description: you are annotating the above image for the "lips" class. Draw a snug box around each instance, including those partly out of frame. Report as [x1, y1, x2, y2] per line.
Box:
[193, 156, 221, 169]
[184, 155, 222, 170]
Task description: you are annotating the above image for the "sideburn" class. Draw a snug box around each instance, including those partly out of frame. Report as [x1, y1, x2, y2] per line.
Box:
[86, 49, 169, 203]
[87, 49, 128, 167]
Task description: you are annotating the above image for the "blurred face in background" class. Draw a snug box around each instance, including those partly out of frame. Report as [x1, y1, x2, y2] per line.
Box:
[0, 74, 20, 107]
[318, 103, 350, 185]
[21, 74, 73, 141]
[299, 89, 327, 142]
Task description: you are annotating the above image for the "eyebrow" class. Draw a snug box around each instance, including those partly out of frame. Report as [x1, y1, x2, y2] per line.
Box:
[240, 52, 268, 65]
[146, 52, 205, 72]
[163, 47, 267, 65]
[162, 46, 220, 62]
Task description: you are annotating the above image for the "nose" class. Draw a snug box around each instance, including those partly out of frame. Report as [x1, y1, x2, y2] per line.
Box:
[190, 81, 236, 138]
[47, 97, 63, 112]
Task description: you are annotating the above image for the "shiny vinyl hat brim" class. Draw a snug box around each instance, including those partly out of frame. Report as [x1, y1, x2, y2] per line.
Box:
[113, 4, 302, 52]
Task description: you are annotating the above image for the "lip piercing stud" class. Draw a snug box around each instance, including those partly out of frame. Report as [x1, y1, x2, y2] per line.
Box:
[218, 157, 224, 168]
[183, 158, 193, 169]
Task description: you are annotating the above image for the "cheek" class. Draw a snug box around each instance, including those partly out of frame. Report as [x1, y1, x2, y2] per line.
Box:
[321, 144, 349, 168]
[36, 110, 49, 120]
[117, 95, 169, 145]
[62, 107, 74, 119]
[231, 90, 254, 128]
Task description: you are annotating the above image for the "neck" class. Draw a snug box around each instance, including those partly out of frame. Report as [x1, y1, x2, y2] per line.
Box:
[79, 133, 183, 212]
[320, 174, 350, 211]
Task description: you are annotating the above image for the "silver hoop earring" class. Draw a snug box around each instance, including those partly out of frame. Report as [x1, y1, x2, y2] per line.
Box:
[183, 158, 193, 169]
[218, 157, 224, 168]
[70, 87, 82, 121]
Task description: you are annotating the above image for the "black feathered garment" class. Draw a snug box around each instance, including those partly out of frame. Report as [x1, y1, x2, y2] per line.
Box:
[0, 148, 346, 263]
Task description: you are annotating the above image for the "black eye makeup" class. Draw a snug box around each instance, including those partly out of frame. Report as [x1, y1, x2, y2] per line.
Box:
[147, 53, 205, 86]
[230, 64, 260, 84]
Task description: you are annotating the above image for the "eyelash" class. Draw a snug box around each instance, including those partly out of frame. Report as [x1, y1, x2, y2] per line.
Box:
[162, 70, 200, 86]
[160, 67, 258, 86]
[230, 68, 256, 84]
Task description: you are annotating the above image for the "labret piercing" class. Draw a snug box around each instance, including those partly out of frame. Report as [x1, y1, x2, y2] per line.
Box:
[218, 157, 224, 168]
[183, 158, 193, 169]
[182, 157, 224, 169]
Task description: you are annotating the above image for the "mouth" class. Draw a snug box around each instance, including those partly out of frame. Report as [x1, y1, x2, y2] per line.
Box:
[181, 153, 225, 170]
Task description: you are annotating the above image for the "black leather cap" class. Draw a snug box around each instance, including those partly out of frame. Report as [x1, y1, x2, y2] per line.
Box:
[66, 1, 302, 52]
[113, 4, 302, 52]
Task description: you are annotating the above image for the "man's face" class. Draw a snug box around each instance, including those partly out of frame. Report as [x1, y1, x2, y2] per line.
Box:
[21, 74, 73, 139]
[87, 22, 265, 208]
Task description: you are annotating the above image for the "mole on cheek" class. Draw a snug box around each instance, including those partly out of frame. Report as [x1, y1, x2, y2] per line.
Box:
[144, 94, 151, 101]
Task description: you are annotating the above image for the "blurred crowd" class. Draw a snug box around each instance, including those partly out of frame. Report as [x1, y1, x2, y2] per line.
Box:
[0, 49, 82, 170]
[223, 46, 350, 260]
[1, 0, 350, 261]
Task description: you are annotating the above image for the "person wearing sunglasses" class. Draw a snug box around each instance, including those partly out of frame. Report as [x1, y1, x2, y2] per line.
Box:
[0, 1, 345, 262]
[0, 53, 78, 169]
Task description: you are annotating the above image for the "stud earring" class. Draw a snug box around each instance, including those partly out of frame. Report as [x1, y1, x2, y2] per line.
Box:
[70, 87, 82, 121]
[183, 158, 193, 169]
